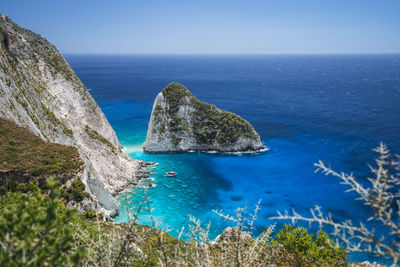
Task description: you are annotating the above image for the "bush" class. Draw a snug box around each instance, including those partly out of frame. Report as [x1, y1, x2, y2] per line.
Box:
[272, 225, 347, 266]
[0, 180, 32, 195]
[61, 178, 88, 202]
[0, 179, 86, 266]
[83, 210, 104, 220]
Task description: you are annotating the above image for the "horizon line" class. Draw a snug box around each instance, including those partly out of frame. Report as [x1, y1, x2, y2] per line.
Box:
[62, 52, 400, 56]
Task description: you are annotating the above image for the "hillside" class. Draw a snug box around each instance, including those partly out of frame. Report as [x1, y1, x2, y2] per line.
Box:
[0, 117, 83, 180]
[0, 14, 148, 215]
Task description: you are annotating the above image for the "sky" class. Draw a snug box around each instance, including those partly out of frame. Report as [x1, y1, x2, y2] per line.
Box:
[1, 0, 400, 54]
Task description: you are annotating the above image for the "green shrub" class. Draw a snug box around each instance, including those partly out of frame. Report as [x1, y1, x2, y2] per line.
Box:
[83, 209, 96, 220]
[272, 225, 347, 267]
[69, 179, 87, 202]
[0, 179, 86, 266]
[0, 180, 32, 195]
[61, 179, 88, 202]
[83, 210, 104, 220]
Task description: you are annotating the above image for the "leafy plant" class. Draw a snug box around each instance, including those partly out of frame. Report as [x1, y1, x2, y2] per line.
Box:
[0, 178, 86, 266]
[272, 225, 347, 266]
[61, 178, 88, 202]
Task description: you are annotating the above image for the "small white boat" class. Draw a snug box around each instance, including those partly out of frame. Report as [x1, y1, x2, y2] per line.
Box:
[166, 171, 177, 177]
[147, 183, 156, 188]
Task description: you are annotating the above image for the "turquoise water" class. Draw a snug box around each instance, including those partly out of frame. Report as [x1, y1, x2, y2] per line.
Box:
[66, 54, 400, 263]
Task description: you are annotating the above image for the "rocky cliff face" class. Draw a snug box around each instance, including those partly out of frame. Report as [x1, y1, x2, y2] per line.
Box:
[0, 15, 146, 215]
[143, 83, 264, 153]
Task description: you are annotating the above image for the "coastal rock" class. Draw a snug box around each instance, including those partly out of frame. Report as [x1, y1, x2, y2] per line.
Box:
[143, 83, 264, 153]
[0, 14, 144, 215]
[213, 227, 253, 245]
[350, 262, 386, 267]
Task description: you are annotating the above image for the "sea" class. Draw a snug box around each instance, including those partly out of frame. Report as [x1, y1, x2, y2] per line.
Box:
[65, 54, 400, 263]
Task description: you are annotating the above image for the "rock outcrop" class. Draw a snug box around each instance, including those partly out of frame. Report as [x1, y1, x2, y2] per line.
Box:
[0, 14, 146, 215]
[143, 83, 264, 153]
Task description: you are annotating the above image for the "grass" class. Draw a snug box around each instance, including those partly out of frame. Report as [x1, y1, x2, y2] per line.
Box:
[41, 104, 73, 137]
[85, 125, 116, 152]
[0, 117, 83, 180]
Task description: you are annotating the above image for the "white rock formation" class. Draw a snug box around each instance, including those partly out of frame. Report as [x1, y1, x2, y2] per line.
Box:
[143, 83, 264, 153]
[0, 14, 146, 215]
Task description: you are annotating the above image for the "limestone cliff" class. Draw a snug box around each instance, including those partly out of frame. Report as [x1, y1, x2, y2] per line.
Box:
[0, 15, 146, 215]
[143, 83, 264, 153]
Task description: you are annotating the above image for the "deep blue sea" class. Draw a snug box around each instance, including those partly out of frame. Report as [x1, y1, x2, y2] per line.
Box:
[66, 54, 400, 263]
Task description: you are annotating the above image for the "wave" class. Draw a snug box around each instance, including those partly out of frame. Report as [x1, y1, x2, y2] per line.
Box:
[203, 146, 270, 155]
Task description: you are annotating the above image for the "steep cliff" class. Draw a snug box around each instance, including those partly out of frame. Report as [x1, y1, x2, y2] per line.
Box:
[143, 83, 264, 153]
[0, 15, 146, 215]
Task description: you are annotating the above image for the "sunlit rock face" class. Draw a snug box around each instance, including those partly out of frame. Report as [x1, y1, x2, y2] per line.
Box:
[144, 83, 264, 153]
[0, 14, 147, 215]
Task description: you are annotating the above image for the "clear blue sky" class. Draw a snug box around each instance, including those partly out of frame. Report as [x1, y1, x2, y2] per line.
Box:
[2, 0, 400, 54]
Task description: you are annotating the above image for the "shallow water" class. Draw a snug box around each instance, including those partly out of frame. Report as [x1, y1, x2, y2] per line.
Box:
[66, 54, 400, 263]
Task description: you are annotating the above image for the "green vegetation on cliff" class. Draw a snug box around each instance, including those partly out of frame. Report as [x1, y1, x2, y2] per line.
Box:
[162, 82, 192, 114]
[85, 125, 116, 152]
[191, 99, 257, 145]
[41, 104, 73, 137]
[161, 82, 259, 146]
[0, 118, 83, 179]
[0, 117, 88, 203]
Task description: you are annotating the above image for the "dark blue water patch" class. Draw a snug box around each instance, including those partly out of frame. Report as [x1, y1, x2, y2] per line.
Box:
[65, 54, 400, 265]
[231, 195, 243, 201]
[261, 201, 276, 208]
